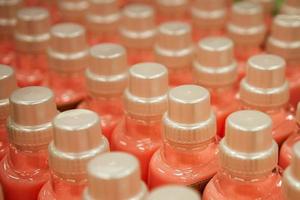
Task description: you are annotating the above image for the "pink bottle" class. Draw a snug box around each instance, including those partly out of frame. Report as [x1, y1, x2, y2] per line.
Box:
[37, 0, 60, 24]
[281, 0, 300, 15]
[82, 152, 148, 200]
[239, 54, 296, 145]
[0, 86, 57, 200]
[248, 0, 274, 30]
[57, 0, 89, 25]
[155, 0, 189, 24]
[282, 142, 300, 200]
[48, 23, 88, 110]
[148, 85, 219, 191]
[111, 62, 168, 182]
[203, 110, 283, 200]
[78, 43, 128, 141]
[227, 2, 266, 66]
[279, 102, 300, 169]
[0, 65, 17, 160]
[193, 36, 239, 137]
[120, 4, 156, 65]
[155, 21, 194, 86]
[86, 0, 120, 45]
[0, 0, 21, 66]
[191, 0, 227, 42]
[147, 185, 201, 200]
[14, 7, 50, 87]
[266, 15, 300, 108]
[38, 109, 109, 200]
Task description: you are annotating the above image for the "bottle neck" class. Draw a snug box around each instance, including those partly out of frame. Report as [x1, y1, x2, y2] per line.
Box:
[240, 100, 287, 114]
[87, 95, 123, 116]
[209, 84, 237, 105]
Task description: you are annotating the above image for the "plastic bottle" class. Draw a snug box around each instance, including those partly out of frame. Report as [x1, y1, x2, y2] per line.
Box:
[147, 185, 201, 200]
[82, 152, 148, 200]
[155, 0, 189, 24]
[120, 4, 156, 65]
[281, 0, 300, 15]
[0, 65, 17, 160]
[248, 0, 274, 29]
[48, 23, 88, 110]
[38, 109, 109, 200]
[155, 21, 194, 86]
[148, 85, 219, 191]
[193, 36, 239, 137]
[14, 7, 50, 87]
[239, 54, 296, 145]
[78, 43, 128, 141]
[0, 86, 57, 200]
[203, 110, 284, 200]
[57, 0, 89, 25]
[111, 62, 168, 182]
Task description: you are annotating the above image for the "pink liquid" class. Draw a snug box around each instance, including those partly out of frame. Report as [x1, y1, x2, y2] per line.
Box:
[127, 49, 154, 65]
[286, 65, 300, 108]
[192, 29, 225, 43]
[0, 124, 8, 161]
[0, 35, 15, 66]
[148, 141, 219, 191]
[235, 46, 263, 63]
[279, 131, 300, 169]
[169, 67, 193, 87]
[110, 115, 162, 182]
[88, 33, 120, 46]
[78, 96, 124, 141]
[0, 145, 50, 200]
[15, 51, 48, 87]
[203, 169, 284, 200]
[38, 174, 86, 200]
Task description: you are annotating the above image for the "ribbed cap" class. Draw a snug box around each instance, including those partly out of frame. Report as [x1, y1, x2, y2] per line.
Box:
[120, 4, 156, 49]
[15, 7, 50, 52]
[163, 85, 216, 145]
[193, 36, 237, 87]
[58, 0, 89, 24]
[83, 152, 148, 200]
[283, 142, 300, 200]
[0, 65, 17, 123]
[124, 62, 168, 118]
[86, 43, 128, 97]
[8, 86, 57, 150]
[48, 23, 89, 73]
[266, 15, 300, 63]
[155, 21, 194, 69]
[49, 109, 109, 180]
[227, 1, 266, 45]
[191, 0, 227, 29]
[156, 0, 188, 20]
[281, 0, 300, 15]
[147, 185, 201, 200]
[240, 54, 289, 109]
[0, 0, 22, 34]
[220, 110, 278, 177]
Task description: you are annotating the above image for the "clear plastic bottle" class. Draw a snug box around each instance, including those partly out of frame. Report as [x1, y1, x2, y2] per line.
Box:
[0, 86, 57, 200]
[203, 110, 284, 200]
[14, 7, 50, 87]
[281, 0, 300, 15]
[57, 0, 89, 25]
[148, 85, 219, 191]
[78, 43, 128, 142]
[147, 185, 201, 200]
[239, 54, 296, 145]
[0, 65, 17, 160]
[38, 109, 109, 200]
[82, 152, 148, 200]
[111, 62, 168, 182]
[191, 0, 227, 42]
[266, 15, 300, 108]
[120, 4, 156, 65]
[48, 23, 88, 110]
[282, 141, 300, 200]
[248, 0, 274, 30]
[193, 36, 239, 137]
[155, 21, 194, 87]
[155, 0, 189, 24]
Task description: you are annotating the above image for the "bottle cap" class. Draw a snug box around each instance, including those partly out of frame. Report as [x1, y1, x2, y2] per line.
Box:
[120, 4, 156, 49]
[147, 185, 201, 200]
[0, 0, 22, 35]
[58, 0, 89, 24]
[227, 1, 266, 45]
[155, 21, 194, 69]
[266, 15, 300, 64]
[193, 36, 237, 87]
[49, 109, 109, 180]
[220, 110, 278, 177]
[124, 62, 168, 118]
[15, 7, 50, 52]
[86, 43, 128, 97]
[0, 65, 17, 122]
[156, 0, 188, 20]
[163, 85, 216, 145]
[281, 0, 300, 15]
[283, 142, 300, 199]
[240, 54, 289, 109]
[48, 23, 89, 73]
[8, 86, 57, 150]
[83, 152, 148, 200]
